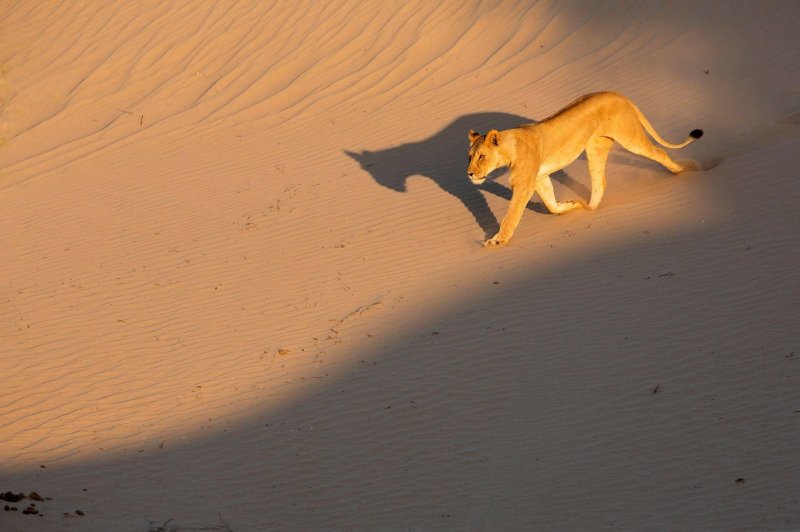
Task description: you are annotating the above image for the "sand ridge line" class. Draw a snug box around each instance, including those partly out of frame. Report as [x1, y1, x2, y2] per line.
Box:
[326, 298, 385, 341]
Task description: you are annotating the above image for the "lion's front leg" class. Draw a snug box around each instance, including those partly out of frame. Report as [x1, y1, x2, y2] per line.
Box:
[485, 180, 536, 247]
[536, 174, 585, 214]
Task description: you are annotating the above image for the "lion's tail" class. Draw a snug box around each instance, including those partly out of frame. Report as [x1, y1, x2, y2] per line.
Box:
[631, 103, 703, 149]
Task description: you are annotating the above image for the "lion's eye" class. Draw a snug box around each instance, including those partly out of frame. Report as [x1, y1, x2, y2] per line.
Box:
[478, 154, 485, 161]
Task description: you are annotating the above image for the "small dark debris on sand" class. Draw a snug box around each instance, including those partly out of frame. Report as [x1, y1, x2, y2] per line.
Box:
[1, 491, 59, 517]
[0, 491, 26, 503]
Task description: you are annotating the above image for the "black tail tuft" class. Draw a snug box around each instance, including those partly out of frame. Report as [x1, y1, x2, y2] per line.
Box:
[690, 129, 704, 139]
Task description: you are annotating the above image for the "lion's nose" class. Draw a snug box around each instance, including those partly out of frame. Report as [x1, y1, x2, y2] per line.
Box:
[467, 172, 474, 178]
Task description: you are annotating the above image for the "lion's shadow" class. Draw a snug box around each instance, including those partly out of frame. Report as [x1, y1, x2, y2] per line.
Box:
[345, 112, 589, 238]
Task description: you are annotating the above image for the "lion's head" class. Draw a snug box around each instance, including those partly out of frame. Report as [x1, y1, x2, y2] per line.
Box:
[467, 129, 505, 185]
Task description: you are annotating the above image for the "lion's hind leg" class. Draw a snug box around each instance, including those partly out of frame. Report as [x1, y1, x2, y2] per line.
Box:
[586, 136, 613, 210]
[616, 125, 684, 174]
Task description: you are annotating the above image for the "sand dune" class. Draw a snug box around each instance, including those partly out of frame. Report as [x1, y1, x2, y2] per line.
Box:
[1, 1, 798, 530]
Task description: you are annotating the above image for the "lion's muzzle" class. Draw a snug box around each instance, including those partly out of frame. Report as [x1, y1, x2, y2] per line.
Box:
[468, 172, 486, 185]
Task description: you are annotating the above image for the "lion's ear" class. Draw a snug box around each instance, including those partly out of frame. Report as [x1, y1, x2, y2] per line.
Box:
[468, 129, 481, 142]
[487, 129, 500, 146]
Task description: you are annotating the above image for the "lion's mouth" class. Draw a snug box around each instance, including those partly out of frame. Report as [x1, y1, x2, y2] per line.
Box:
[470, 177, 486, 185]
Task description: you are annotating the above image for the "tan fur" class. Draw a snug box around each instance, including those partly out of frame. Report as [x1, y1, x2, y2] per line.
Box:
[467, 92, 702, 246]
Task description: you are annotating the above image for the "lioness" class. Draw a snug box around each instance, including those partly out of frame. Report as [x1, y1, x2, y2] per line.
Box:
[467, 92, 703, 246]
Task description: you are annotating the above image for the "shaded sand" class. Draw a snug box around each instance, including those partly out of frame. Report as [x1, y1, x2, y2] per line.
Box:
[1, 1, 799, 530]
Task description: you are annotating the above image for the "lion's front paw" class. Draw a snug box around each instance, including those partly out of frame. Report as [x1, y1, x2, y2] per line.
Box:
[483, 236, 508, 247]
[558, 200, 584, 213]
